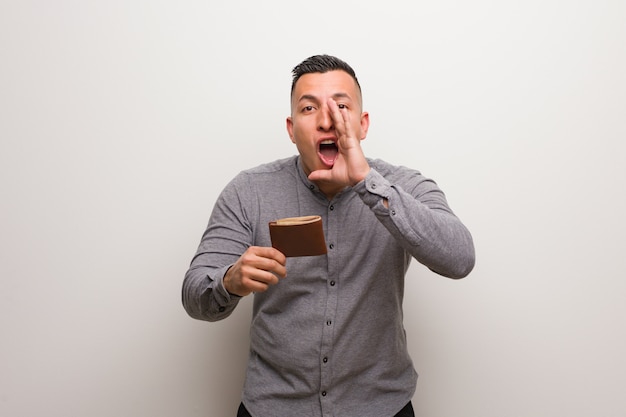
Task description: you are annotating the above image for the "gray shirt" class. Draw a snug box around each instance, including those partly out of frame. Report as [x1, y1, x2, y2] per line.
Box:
[182, 156, 475, 417]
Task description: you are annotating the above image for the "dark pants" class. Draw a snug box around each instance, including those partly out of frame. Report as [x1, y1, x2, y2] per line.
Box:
[237, 401, 414, 417]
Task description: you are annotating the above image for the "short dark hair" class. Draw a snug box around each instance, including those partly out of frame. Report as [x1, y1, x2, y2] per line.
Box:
[290, 54, 361, 96]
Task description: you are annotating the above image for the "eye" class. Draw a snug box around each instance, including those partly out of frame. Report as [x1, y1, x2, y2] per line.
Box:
[302, 105, 315, 113]
[337, 103, 347, 109]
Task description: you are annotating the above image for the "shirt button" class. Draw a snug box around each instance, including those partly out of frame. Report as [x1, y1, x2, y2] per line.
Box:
[329, 204, 334, 210]
[321, 391, 327, 397]
[330, 280, 336, 286]
[323, 357, 328, 363]
[309, 184, 315, 190]
[326, 320, 332, 326]
[391, 210, 396, 215]
[371, 183, 377, 189]
[218, 306, 226, 312]
[329, 243, 334, 250]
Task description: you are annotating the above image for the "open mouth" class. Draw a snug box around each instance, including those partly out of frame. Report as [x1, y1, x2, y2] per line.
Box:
[318, 139, 338, 167]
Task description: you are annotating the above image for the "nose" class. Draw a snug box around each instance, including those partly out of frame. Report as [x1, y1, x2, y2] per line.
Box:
[317, 105, 334, 132]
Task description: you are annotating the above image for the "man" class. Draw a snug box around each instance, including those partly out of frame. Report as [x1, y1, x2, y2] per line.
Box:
[182, 55, 475, 417]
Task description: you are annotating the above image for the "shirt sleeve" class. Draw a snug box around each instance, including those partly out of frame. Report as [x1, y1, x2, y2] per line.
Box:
[182, 263, 242, 322]
[352, 167, 475, 278]
[182, 176, 250, 321]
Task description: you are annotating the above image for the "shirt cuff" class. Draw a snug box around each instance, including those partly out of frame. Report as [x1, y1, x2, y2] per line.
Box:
[213, 265, 242, 305]
[353, 168, 391, 209]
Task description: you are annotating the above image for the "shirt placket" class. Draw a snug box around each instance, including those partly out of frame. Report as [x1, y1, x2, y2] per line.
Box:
[319, 198, 340, 417]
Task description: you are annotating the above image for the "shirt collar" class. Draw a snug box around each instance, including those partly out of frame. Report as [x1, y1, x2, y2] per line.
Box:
[295, 156, 351, 201]
[295, 156, 319, 193]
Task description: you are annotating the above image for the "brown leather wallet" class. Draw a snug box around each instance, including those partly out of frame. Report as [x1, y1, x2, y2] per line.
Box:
[269, 215, 327, 257]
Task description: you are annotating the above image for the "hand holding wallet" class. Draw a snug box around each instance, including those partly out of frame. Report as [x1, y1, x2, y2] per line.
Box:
[269, 215, 327, 257]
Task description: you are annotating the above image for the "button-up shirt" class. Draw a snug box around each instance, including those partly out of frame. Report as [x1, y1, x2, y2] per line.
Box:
[183, 155, 475, 417]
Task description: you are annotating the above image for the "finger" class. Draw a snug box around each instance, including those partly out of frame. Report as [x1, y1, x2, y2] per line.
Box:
[327, 98, 354, 146]
[327, 98, 346, 136]
[250, 246, 287, 265]
[245, 247, 287, 278]
[265, 259, 287, 279]
[241, 274, 272, 293]
[327, 98, 343, 124]
[243, 266, 281, 286]
[256, 248, 287, 275]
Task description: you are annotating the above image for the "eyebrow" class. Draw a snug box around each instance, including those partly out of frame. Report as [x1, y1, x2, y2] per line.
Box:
[297, 92, 353, 104]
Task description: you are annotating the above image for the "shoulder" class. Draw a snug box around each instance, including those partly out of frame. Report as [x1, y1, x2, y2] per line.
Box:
[368, 158, 423, 179]
[367, 158, 441, 194]
[225, 156, 298, 191]
[240, 155, 298, 176]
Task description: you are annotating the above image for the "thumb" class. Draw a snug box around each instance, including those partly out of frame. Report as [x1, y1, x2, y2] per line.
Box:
[308, 169, 333, 182]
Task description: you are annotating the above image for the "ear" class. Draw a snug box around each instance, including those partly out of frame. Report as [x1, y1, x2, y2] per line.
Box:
[359, 111, 370, 140]
[286, 116, 296, 143]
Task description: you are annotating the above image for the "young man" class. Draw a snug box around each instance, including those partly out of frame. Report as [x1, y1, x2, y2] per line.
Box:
[182, 55, 475, 417]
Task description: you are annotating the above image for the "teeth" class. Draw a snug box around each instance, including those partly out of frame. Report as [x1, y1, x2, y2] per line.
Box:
[320, 140, 335, 145]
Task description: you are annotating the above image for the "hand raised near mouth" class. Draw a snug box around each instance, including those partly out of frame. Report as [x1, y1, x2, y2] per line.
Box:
[308, 98, 370, 188]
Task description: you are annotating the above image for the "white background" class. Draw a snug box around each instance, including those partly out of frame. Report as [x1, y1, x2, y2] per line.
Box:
[1, 1, 625, 416]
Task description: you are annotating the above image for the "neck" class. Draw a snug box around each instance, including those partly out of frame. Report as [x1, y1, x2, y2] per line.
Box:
[316, 181, 344, 200]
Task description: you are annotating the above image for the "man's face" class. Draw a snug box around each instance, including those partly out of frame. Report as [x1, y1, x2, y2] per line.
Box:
[287, 70, 369, 177]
